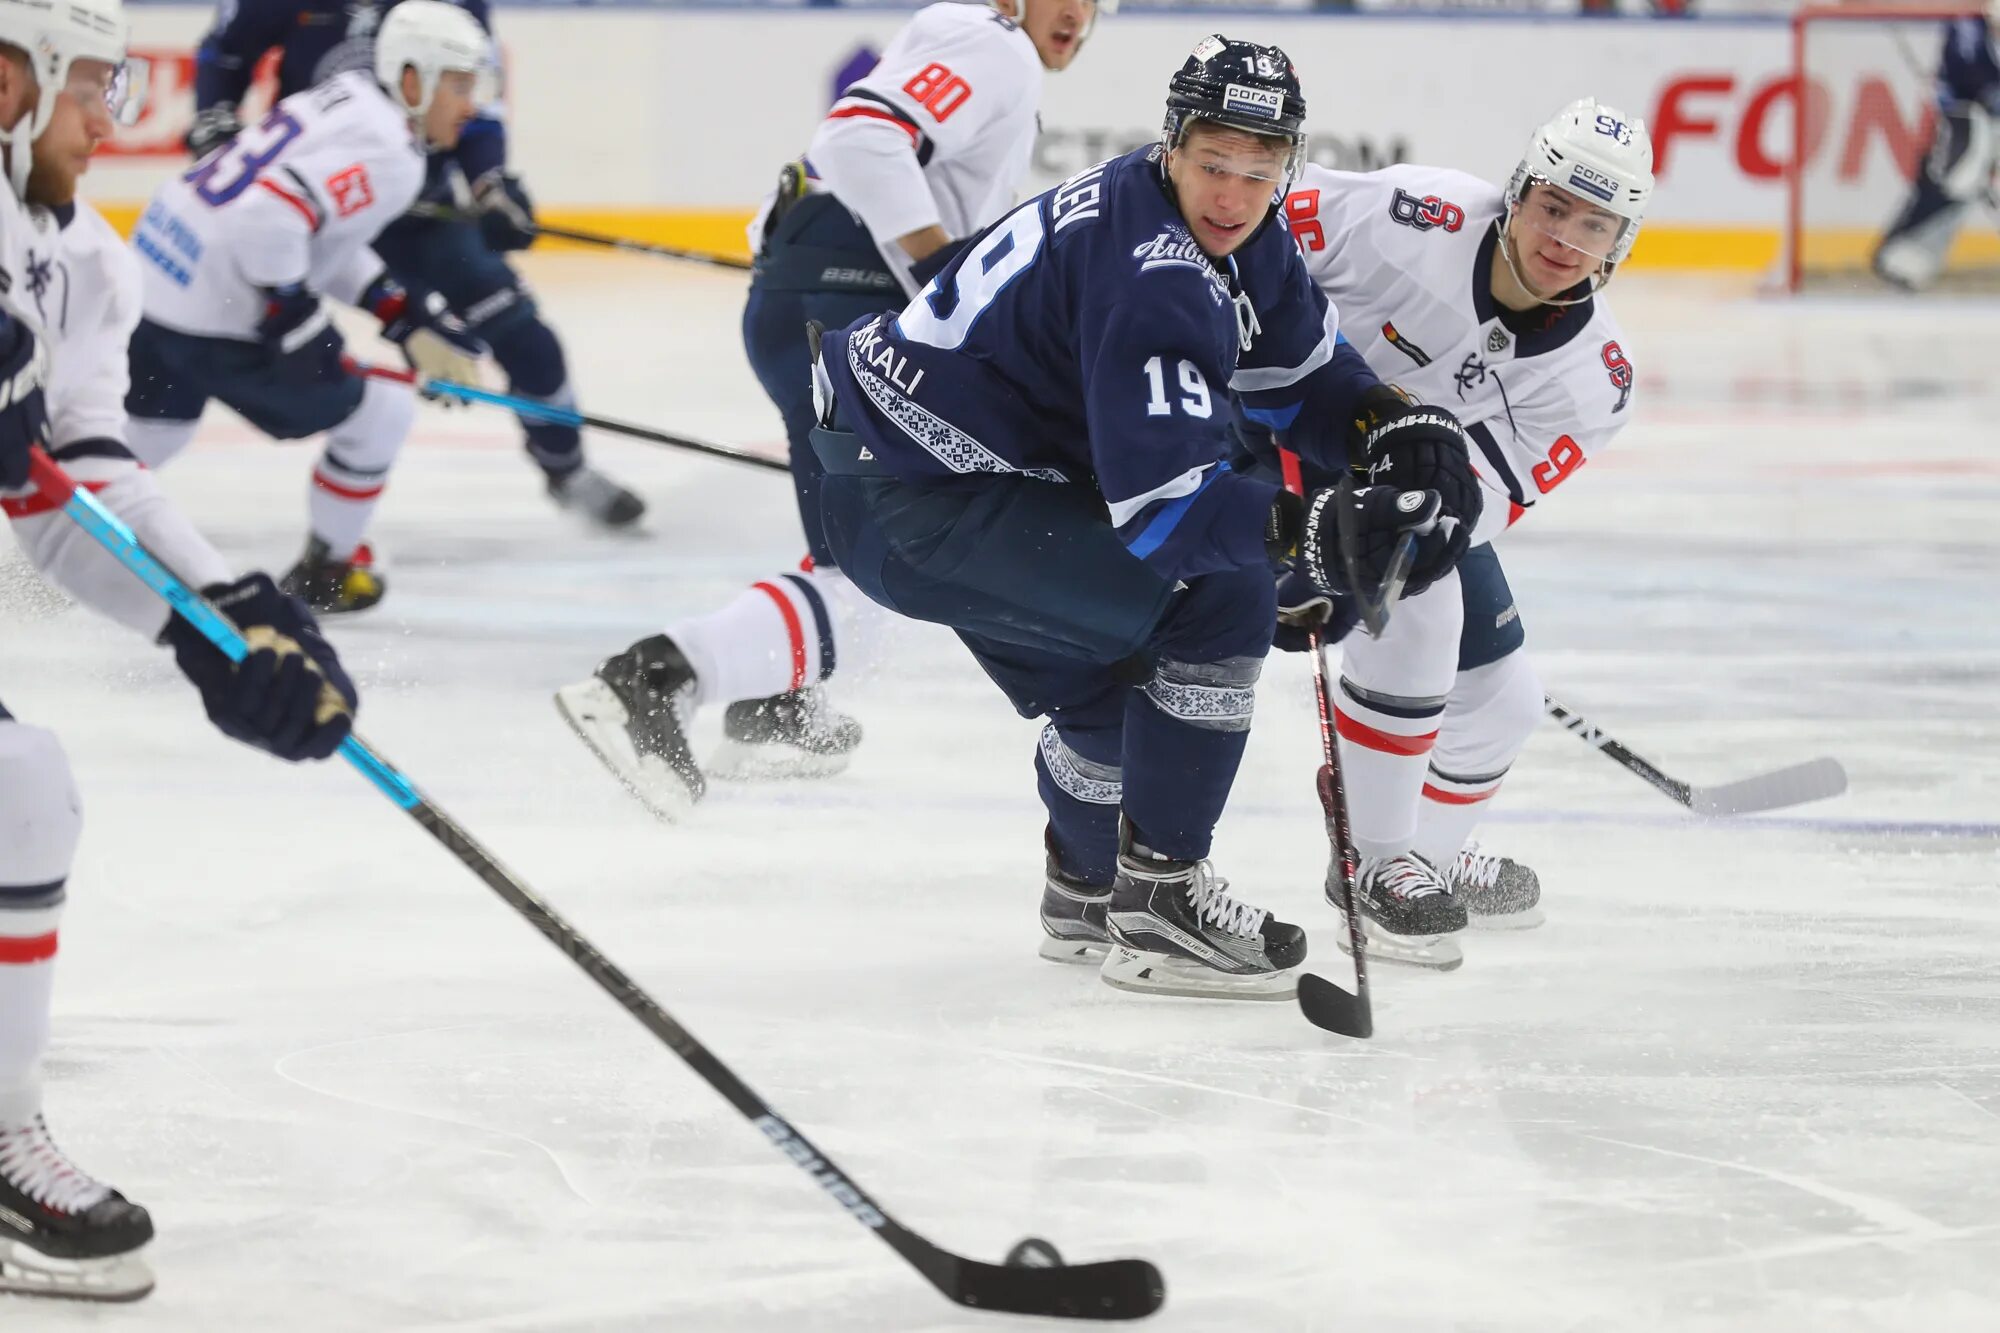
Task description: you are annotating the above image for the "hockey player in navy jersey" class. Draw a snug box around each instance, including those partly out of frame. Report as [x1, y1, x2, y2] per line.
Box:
[556, 0, 1103, 816]
[1875, 3, 2000, 289]
[779, 38, 1477, 999]
[186, 0, 644, 526]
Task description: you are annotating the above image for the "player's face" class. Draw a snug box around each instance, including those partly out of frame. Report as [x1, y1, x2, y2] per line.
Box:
[27, 60, 121, 207]
[1018, 0, 1095, 72]
[1167, 124, 1287, 259]
[1507, 181, 1627, 297]
[423, 69, 480, 149]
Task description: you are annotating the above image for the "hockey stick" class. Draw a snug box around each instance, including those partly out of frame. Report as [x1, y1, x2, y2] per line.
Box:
[23, 448, 1166, 1322]
[1297, 624, 1375, 1039]
[1280, 451, 1372, 1039]
[406, 202, 755, 270]
[348, 361, 789, 475]
[1543, 694, 1848, 817]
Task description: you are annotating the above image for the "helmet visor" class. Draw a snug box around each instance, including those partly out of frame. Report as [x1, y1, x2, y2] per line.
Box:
[1174, 115, 1300, 185]
[63, 58, 144, 130]
[1515, 176, 1633, 267]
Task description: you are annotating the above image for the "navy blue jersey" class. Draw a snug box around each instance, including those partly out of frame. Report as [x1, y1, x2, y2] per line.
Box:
[1940, 17, 2000, 112]
[823, 145, 1378, 583]
[192, 0, 504, 196]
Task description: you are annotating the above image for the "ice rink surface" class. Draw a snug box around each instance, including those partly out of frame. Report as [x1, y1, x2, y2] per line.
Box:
[5, 256, 1998, 1331]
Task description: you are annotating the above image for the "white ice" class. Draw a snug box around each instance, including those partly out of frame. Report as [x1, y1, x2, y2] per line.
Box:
[4, 257, 1998, 1332]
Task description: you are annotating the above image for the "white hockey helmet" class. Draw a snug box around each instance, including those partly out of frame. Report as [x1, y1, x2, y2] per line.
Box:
[1504, 98, 1655, 294]
[0, 0, 129, 198]
[374, 0, 496, 120]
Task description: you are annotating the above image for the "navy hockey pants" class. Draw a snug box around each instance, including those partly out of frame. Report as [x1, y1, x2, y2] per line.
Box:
[126, 319, 362, 438]
[818, 457, 1276, 877]
[371, 216, 582, 477]
[742, 195, 902, 567]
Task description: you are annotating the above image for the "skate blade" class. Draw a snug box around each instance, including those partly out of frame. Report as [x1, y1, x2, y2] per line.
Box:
[1339, 923, 1464, 971]
[1098, 945, 1298, 1001]
[0, 1240, 154, 1303]
[1468, 905, 1545, 932]
[1037, 935, 1109, 965]
[553, 679, 700, 824]
[707, 737, 853, 783]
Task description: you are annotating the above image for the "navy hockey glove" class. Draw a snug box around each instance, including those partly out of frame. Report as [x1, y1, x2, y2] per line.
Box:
[1356, 394, 1484, 537]
[258, 285, 347, 388]
[185, 102, 242, 160]
[0, 321, 50, 491]
[472, 170, 537, 252]
[1272, 567, 1361, 653]
[162, 573, 357, 762]
[908, 235, 973, 290]
[1301, 483, 1465, 603]
[363, 275, 486, 388]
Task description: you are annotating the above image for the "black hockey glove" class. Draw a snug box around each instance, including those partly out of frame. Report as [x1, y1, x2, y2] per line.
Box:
[0, 321, 50, 491]
[1301, 482, 1466, 603]
[257, 285, 347, 388]
[162, 573, 357, 763]
[472, 170, 538, 252]
[362, 276, 486, 389]
[1355, 393, 1484, 537]
[1272, 567, 1361, 653]
[1264, 487, 1304, 566]
[185, 102, 242, 160]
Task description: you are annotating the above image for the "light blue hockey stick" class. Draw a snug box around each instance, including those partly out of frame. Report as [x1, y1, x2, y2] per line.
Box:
[23, 448, 1164, 1320]
[347, 360, 788, 474]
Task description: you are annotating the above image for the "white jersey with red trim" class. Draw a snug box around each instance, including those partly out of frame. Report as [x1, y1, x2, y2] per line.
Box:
[132, 70, 424, 340]
[2, 191, 232, 637]
[752, 1, 1044, 292]
[1283, 163, 1635, 546]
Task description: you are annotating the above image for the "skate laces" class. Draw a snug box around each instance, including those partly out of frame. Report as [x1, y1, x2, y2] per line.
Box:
[1453, 842, 1503, 891]
[1369, 855, 1450, 901]
[0, 1116, 113, 1216]
[1185, 862, 1269, 939]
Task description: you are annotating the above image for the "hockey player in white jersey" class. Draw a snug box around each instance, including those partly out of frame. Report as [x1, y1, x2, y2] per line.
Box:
[558, 0, 1103, 819]
[123, 0, 491, 614]
[1249, 99, 1651, 965]
[0, 0, 358, 1300]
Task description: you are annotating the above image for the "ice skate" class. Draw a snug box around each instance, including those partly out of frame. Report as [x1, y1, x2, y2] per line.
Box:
[555, 633, 704, 821]
[548, 464, 645, 529]
[708, 687, 862, 781]
[279, 536, 384, 614]
[1337, 852, 1466, 971]
[1446, 841, 1544, 930]
[1037, 830, 1111, 964]
[1102, 824, 1305, 1000]
[0, 1115, 154, 1303]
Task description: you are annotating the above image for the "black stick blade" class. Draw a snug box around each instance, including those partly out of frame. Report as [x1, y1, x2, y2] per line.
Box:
[1297, 971, 1373, 1039]
[945, 1256, 1166, 1321]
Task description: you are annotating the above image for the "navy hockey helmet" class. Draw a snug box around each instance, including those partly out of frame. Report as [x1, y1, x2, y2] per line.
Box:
[1161, 35, 1307, 181]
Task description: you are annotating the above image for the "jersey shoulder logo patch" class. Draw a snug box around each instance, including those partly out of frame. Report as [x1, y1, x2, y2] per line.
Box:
[1389, 188, 1465, 234]
[326, 165, 375, 218]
